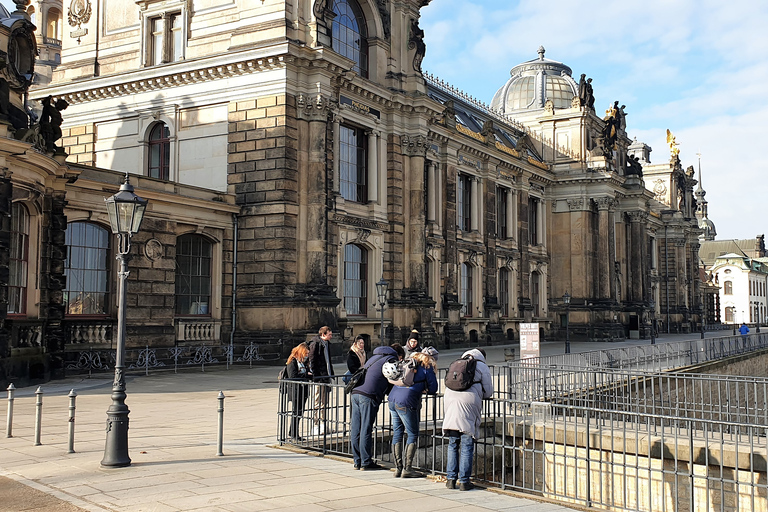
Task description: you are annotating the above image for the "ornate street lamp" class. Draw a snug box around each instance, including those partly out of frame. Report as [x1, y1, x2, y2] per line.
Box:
[376, 278, 388, 345]
[649, 298, 656, 345]
[756, 302, 761, 334]
[101, 173, 148, 468]
[563, 291, 571, 354]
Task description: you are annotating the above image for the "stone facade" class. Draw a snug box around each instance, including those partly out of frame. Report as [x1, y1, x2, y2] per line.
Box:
[0, 0, 705, 386]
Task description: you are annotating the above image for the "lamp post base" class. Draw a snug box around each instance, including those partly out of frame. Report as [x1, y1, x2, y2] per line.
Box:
[101, 385, 131, 468]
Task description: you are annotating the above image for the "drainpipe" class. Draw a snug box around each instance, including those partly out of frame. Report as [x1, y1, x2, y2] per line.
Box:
[229, 213, 238, 365]
[665, 224, 670, 333]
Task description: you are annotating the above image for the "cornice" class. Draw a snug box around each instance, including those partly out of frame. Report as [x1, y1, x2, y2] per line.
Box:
[32, 52, 293, 105]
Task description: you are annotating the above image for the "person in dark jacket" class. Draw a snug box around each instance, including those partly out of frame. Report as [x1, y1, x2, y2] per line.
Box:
[285, 342, 310, 440]
[345, 336, 367, 382]
[350, 345, 398, 470]
[388, 347, 438, 477]
[404, 336, 422, 357]
[307, 326, 334, 435]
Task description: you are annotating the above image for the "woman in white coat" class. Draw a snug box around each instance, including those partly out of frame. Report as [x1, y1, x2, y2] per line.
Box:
[441, 348, 493, 491]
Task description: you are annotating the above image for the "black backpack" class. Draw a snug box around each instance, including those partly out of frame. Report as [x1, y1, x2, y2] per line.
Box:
[444, 355, 478, 391]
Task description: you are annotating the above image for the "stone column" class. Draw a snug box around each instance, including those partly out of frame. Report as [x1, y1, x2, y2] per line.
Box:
[367, 130, 378, 203]
[401, 135, 429, 291]
[676, 239, 688, 309]
[427, 160, 436, 223]
[0, 168, 10, 360]
[506, 189, 515, 239]
[595, 197, 615, 300]
[627, 211, 647, 303]
[470, 176, 479, 232]
[43, 190, 68, 378]
[297, 94, 332, 286]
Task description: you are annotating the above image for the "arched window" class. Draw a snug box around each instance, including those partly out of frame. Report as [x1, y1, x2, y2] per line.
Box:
[724, 281, 733, 295]
[461, 262, 473, 317]
[725, 307, 735, 323]
[9, 203, 30, 314]
[46, 8, 61, 40]
[64, 222, 110, 315]
[332, 0, 368, 77]
[344, 244, 367, 315]
[148, 122, 170, 180]
[175, 234, 212, 315]
[498, 267, 509, 317]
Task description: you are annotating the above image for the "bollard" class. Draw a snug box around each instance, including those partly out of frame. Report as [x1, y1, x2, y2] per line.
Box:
[217, 391, 225, 456]
[68, 389, 77, 454]
[6, 383, 15, 438]
[34, 387, 43, 446]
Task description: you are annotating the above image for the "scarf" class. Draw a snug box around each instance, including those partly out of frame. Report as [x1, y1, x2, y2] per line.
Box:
[351, 343, 367, 367]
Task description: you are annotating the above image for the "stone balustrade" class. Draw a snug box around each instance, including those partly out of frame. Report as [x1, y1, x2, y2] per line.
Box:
[175, 319, 221, 342]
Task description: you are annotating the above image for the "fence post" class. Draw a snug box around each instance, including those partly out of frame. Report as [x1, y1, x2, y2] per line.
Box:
[217, 391, 225, 456]
[34, 387, 43, 446]
[6, 383, 15, 438]
[68, 389, 77, 454]
[145, 345, 149, 376]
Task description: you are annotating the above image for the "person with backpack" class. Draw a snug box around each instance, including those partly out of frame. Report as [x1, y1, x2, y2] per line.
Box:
[284, 342, 310, 440]
[442, 348, 493, 491]
[349, 344, 400, 470]
[388, 347, 439, 478]
[307, 326, 334, 435]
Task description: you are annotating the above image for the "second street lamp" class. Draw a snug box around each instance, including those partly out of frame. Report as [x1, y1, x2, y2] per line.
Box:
[376, 278, 388, 345]
[563, 291, 571, 354]
[101, 173, 148, 468]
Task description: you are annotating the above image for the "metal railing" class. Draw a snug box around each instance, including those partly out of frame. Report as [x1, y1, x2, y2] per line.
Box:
[278, 335, 768, 511]
[63, 341, 282, 376]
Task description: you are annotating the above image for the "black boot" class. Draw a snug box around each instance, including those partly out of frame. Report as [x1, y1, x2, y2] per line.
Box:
[393, 443, 403, 478]
[401, 444, 423, 478]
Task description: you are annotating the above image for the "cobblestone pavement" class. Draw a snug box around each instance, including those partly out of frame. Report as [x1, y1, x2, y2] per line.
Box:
[0, 333, 727, 511]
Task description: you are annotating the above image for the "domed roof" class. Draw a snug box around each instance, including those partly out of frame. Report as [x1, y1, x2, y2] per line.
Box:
[490, 47, 579, 114]
[699, 217, 717, 241]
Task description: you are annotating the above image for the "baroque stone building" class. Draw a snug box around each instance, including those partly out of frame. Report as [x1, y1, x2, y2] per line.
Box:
[1, 0, 704, 384]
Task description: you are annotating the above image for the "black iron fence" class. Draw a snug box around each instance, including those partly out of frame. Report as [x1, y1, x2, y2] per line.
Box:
[278, 334, 768, 511]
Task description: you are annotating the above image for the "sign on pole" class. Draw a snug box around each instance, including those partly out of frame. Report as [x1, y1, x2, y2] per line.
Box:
[519, 322, 540, 360]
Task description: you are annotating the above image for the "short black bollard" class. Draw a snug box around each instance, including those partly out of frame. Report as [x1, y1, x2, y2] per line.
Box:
[217, 391, 225, 456]
[34, 387, 43, 446]
[68, 389, 77, 454]
[6, 383, 15, 438]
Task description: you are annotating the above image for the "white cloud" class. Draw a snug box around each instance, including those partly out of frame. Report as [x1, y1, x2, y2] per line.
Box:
[419, 0, 768, 238]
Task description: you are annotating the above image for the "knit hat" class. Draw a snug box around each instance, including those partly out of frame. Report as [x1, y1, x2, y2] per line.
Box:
[422, 346, 439, 360]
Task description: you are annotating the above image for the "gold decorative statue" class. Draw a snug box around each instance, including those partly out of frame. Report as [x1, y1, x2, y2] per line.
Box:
[666, 129, 680, 157]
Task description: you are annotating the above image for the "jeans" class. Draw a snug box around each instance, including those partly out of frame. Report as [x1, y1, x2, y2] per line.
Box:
[389, 403, 420, 446]
[351, 394, 380, 466]
[445, 432, 474, 483]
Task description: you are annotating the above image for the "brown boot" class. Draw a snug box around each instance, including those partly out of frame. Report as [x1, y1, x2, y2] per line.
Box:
[393, 442, 403, 478]
[401, 444, 423, 478]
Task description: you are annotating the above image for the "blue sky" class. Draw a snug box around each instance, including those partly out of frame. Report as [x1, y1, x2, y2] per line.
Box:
[420, 0, 768, 241]
[3, 0, 764, 240]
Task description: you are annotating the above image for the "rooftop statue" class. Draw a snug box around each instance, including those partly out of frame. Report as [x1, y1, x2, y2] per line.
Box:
[39, 95, 69, 154]
[666, 129, 680, 157]
[409, 19, 426, 73]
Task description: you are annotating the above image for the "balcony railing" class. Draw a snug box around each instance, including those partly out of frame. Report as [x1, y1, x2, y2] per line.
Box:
[42, 37, 62, 47]
[175, 318, 221, 342]
[67, 320, 114, 346]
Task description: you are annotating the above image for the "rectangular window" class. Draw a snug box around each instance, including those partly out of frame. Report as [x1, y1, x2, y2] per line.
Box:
[8, 204, 29, 314]
[339, 125, 367, 203]
[499, 267, 509, 317]
[529, 197, 539, 245]
[457, 174, 472, 231]
[175, 235, 212, 316]
[460, 263, 473, 317]
[343, 244, 368, 315]
[724, 281, 733, 295]
[64, 222, 110, 316]
[148, 13, 182, 66]
[531, 274, 540, 317]
[496, 186, 507, 239]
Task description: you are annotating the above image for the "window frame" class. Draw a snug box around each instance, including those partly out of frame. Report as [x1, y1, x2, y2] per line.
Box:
[331, 0, 368, 78]
[64, 221, 111, 317]
[496, 186, 508, 239]
[724, 280, 733, 295]
[343, 243, 368, 316]
[461, 261, 473, 317]
[140, 7, 187, 67]
[339, 124, 368, 203]
[175, 234, 213, 317]
[457, 173, 472, 232]
[148, 122, 171, 180]
[8, 203, 30, 315]
[499, 267, 509, 317]
[528, 196, 539, 245]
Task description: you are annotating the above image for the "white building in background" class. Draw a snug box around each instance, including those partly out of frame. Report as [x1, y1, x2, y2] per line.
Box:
[709, 252, 768, 325]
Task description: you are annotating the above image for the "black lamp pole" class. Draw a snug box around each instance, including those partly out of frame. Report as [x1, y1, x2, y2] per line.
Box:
[376, 278, 388, 345]
[101, 174, 147, 468]
[563, 291, 571, 354]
